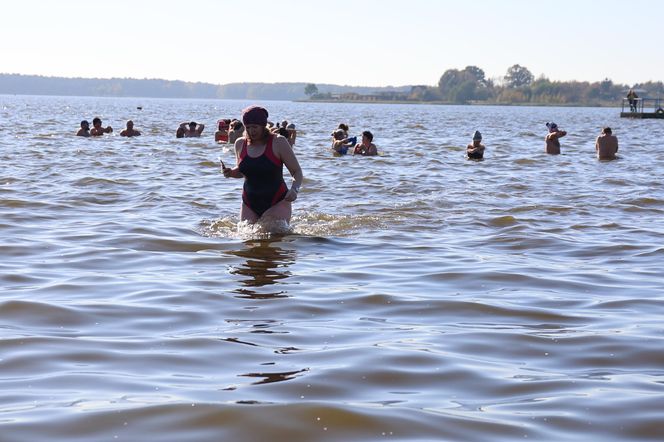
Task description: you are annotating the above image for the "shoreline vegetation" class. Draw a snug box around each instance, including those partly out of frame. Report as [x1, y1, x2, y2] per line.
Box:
[2, 64, 662, 106]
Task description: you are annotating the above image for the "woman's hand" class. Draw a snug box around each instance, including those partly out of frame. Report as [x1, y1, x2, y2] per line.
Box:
[284, 185, 299, 202]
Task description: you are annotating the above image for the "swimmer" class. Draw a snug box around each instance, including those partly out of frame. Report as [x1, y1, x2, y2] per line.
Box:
[466, 130, 485, 159]
[286, 123, 297, 146]
[178, 121, 205, 137]
[353, 131, 378, 156]
[545, 122, 567, 155]
[221, 105, 303, 224]
[595, 127, 618, 160]
[76, 120, 91, 137]
[215, 119, 230, 143]
[120, 120, 141, 137]
[331, 129, 355, 155]
[90, 117, 113, 136]
[228, 120, 244, 144]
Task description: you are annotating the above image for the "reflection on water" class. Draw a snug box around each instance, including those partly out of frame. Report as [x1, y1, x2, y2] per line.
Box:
[227, 238, 296, 299]
[239, 368, 309, 385]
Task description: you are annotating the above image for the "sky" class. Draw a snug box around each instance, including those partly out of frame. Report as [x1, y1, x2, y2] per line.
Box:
[1, 0, 663, 87]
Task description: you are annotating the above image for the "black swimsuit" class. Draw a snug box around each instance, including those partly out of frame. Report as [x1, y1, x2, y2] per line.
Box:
[238, 135, 287, 217]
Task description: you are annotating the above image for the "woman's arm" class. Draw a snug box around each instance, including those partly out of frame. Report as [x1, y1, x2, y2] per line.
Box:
[275, 136, 303, 201]
[222, 139, 245, 178]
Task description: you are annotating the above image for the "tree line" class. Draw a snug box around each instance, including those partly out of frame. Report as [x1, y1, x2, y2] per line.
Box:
[0, 74, 408, 101]
[306, 64, 664, 106]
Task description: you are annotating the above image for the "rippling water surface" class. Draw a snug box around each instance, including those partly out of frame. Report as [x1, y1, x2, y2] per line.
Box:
[1, 95, 663, 441]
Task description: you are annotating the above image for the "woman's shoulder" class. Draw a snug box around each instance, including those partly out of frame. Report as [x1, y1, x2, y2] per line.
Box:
[272, 133, 293, 152]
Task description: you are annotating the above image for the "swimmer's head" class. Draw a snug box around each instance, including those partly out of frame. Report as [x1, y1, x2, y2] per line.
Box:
[332, 129, 345, 140]
[362, 130, 374, 142]
[92, 117, 102, 127]
[126, 120, 134, 129]
[472, 130, 482, 141]
[602, 127, 612, 135]
[242, 105, 269, 127]
[546, 122, 558, 132]
[80, 120, 89, 129]
[188, 122, 197, 129]
[286, 123, 295, 131]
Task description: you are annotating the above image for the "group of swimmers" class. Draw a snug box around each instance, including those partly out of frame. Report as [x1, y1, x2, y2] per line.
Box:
[77, 118, 140, 137]
[543, 122, 619, 160]
[463, 122, 618, 161]
[76, 117, 141, 137]
[331, 123, 378, 156]
[73, 105, 622, 233]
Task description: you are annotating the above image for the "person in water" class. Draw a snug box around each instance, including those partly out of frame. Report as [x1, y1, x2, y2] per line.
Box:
[221, 105, 303, 224]
[331, 129, 355, 155]
[286, 123, 297, 146]
[353, 130, 378, 156]
[595, 127, 619, 160]
[228, 119, 244, 145]
[76, 120, 91, 137]
[90, 117, 113, 136]
[215, 119, 230, 143]
[466, 130, 485, 159]
[120, 120, 141, 137]
[545, 122, 567, 155]
[177, 121, 205, 137]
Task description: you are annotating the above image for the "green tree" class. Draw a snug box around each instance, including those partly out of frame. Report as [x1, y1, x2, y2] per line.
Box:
[505, 64, 534, 88]
[304, 83, 319, 97]
[463, 65, 488, 86]
[438, 66, 490, 102]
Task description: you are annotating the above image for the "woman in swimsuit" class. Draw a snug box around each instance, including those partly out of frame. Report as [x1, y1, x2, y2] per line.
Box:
[221, 105, 303, 224]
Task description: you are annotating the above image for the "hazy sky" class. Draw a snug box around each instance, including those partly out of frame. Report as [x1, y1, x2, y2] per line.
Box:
[2, 0, 662, 87]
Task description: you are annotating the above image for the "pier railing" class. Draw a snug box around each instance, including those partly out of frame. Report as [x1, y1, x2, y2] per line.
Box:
[622, 97, 664, 114]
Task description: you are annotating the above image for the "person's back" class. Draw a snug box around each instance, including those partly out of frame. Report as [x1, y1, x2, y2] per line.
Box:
[179, 121, 204, 137]
[595, 127, 618, 160]
[228, 120, 244, 144]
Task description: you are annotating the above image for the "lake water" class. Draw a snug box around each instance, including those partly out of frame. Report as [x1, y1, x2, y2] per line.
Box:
[1, 95, 663, 441]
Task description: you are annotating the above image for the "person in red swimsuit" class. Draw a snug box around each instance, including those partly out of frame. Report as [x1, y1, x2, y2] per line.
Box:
[221, 105, 303, 224]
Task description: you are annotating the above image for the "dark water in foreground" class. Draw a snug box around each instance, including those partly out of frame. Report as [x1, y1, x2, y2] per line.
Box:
[1, 95, 663, 441]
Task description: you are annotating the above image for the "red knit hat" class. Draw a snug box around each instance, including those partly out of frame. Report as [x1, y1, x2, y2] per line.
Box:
[242, 106, 268, 126]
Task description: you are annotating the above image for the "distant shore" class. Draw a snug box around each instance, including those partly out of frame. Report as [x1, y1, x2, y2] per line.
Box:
[296, 99, 621, 108]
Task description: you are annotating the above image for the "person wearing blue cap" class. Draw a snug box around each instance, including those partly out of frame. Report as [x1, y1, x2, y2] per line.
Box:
[466, 130, 485, 159]
[545, 122, 567, 154]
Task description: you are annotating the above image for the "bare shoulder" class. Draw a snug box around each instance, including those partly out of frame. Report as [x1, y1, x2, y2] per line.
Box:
[273, 134, 293, 155]
[234, 137, 245, 154]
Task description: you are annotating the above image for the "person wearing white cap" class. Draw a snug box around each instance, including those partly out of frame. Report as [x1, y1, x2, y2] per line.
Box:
[545, 122, 567, 154]
[466, 130, 485, 159]
[286, 123, 297, 146]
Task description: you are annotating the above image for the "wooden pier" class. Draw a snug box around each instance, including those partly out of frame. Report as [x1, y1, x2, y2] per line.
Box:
[620, 97, 664, 119]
